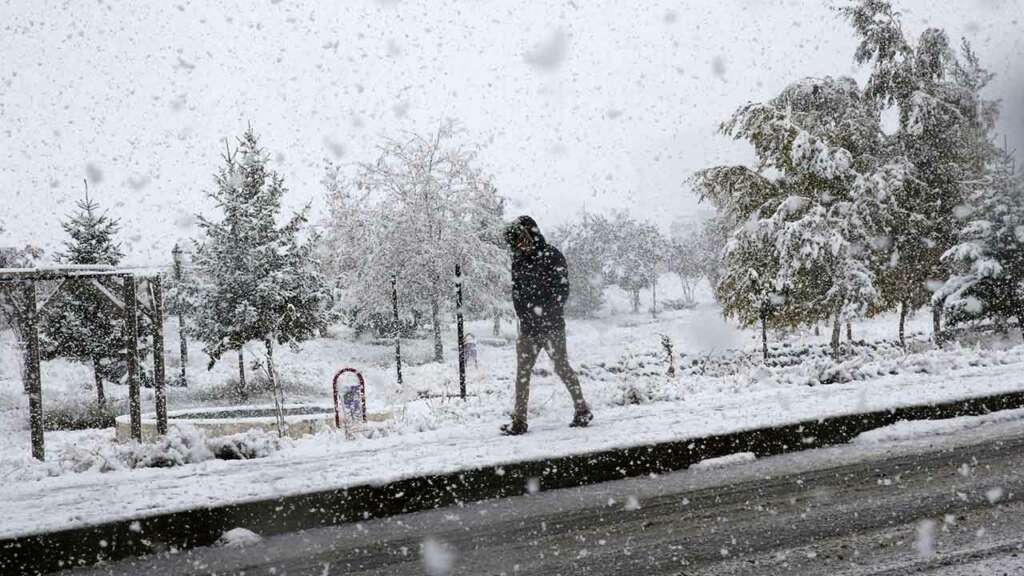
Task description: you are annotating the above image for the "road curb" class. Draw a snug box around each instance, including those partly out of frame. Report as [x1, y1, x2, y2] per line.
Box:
[4, 389, 1024, 574]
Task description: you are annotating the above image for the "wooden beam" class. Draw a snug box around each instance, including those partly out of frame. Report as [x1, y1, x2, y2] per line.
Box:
[87, 276, 155, 320]
[151, 277, 167, 435]
[23, 282, 44, 461]
[35, 278, 66, 315]
[0, 267, 122, 282]
[124, 276, 142, 441]
[88, 278, 126, 311]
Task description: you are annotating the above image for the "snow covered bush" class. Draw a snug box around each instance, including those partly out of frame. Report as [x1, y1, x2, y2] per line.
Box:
[28, 425, 291, 478]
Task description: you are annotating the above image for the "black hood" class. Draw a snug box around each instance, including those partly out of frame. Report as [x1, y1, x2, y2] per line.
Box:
[504, 215, 547, 248]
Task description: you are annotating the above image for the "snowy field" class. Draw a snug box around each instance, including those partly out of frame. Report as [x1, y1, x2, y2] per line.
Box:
[2, 282, 1024, 538]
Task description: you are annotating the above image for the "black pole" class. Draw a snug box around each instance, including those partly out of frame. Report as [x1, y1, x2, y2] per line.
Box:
[455, 263, 466, 400]
[23, 282, 44, 461]
[392, 274, 403, 386]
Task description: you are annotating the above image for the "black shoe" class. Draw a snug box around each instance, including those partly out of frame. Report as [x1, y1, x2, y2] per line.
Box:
[570, 408, 593, 428]
[500, 420, 528, 436]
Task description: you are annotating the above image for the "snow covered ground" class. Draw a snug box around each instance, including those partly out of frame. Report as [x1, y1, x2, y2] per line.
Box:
[2, 285, 1024, 539]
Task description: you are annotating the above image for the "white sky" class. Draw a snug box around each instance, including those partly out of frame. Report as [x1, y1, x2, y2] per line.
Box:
[1, 0, 1021, 265]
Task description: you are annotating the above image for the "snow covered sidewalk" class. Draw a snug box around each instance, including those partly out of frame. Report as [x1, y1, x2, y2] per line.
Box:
[3, 358, 1024, 541]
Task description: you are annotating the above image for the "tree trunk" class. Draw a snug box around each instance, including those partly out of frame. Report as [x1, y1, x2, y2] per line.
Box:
[92, 356, 106, 407]
[814, 322, 820, 337]
[651, 278, 658, 317]
[932, 303, 943, 346]
[631, 290, 640, 313]
[492, 308, 501, 338]
[831, 308, 842, 361]
[431, 294, 443, 362]
[899, 300, 908, 349]
[178, 313, 188, 387]
[265, 338, 285, 438]
[846, 322, 852, 343]
[761, 311, 769, 361]
[237, 347, 247, 397]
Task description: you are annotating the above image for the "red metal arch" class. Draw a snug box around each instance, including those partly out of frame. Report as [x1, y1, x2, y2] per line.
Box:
[332, 368, 367, 427]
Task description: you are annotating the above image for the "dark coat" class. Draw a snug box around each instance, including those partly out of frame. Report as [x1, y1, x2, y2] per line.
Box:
[505, 216, 570, 336]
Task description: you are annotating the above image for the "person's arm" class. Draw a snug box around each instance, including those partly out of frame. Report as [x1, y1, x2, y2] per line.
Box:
[510, 265, 528, 317]
[552, 249, 570, 306]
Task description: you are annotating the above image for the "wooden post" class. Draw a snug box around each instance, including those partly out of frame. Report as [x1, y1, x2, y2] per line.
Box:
[151, 277, 167, 435]
[455, 264, 466, 400]
[123, 275, 142, 441]
[23, 282, 44, 461]
[392, 274, 403, 386]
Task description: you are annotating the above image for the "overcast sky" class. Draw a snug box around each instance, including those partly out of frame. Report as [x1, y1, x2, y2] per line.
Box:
[1, 0, 1021, 265]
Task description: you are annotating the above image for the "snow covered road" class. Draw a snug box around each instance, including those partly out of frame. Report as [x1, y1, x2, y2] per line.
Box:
[64, 404, 1024, 575]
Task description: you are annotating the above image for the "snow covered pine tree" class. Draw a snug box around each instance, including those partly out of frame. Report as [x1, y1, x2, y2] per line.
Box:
[40, 190, 131, 406]
[840, 0, 998, 344]
[190, 128, 332, 397]
[936, 145, 1024, 336]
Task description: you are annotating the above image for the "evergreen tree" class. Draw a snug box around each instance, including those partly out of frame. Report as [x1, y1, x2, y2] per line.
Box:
[40, 191, 126, 406]
[0, 240, 43, 391]
[840, 0, 999, 341]
[936, 145, 1024, 335]
[191, 128, 332, 395]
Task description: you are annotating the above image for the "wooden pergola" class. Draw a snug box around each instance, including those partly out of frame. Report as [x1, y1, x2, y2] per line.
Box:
[0, 266, 168, 460]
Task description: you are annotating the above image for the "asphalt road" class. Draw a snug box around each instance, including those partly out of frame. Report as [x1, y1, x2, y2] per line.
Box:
[68, 420, 1024, 576]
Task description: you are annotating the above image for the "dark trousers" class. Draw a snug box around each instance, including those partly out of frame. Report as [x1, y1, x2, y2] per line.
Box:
[513, 327, 587, 424]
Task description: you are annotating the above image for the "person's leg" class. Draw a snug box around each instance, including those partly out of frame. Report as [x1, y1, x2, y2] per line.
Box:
[544, 328, 588, 415]
[512, 334, 542, 426]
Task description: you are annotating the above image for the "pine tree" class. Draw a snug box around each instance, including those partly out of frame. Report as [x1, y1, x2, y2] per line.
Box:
[936, 144, 1024, 335]
[0, 241, 44, 391]
[40, 190, 127, 406]
[839, 0, 999, 342]
[191, 128, 332, 395]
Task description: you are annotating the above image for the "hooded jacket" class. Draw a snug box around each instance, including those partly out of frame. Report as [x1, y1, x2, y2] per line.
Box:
[505, 216, 570, 336]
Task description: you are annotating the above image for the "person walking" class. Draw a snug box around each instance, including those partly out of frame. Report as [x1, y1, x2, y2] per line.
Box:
[501, 215, 592, 435]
